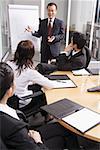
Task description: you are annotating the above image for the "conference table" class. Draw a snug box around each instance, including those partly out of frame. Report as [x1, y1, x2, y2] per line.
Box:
[44, 71, 100, 142]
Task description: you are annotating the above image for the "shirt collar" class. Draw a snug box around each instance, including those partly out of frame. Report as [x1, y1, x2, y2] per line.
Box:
[0, 103, 19, 120]
[72, 49, 80, 55]
[48, 17, 55, 23]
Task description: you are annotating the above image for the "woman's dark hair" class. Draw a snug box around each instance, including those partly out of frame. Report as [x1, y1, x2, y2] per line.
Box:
[47, 2, 57, 9]
[13, 40, 35, 75]
[0, 62, 14, 100]
[72, 32, 86, 49]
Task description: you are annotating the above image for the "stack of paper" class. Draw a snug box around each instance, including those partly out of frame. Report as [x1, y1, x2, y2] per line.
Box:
[53, 80, 76, 88]
[72, 69, 90, 75]
[62, 108, 100, 133]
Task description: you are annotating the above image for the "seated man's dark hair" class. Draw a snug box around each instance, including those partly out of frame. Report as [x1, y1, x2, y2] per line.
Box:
[0, 62, 14, 100]
[72, 32, 86, 49]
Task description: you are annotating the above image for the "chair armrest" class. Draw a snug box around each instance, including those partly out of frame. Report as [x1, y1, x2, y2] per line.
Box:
[16, 110, 28, 122]
[19, 91, 45, 118]
[20, 91, 43, 101]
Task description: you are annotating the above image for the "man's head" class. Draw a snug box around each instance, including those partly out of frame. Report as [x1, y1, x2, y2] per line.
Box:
[47, 2, 57, 19]
[0, 62, 15, 101]
[71, 32, 86, 50]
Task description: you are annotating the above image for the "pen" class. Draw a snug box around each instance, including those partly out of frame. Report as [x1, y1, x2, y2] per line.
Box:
[57, 80, 67, 83]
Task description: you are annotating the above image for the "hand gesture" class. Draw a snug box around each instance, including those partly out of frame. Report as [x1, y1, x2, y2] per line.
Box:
[28, 130, 43, 144]
[48, 36, 55, 43]
[64, 43, 73, 52]
[25, 26, 32, 32]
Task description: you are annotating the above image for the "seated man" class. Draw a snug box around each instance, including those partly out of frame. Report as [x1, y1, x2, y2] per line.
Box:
[0, 62, 80, 150]
[36, 32, 87, 75]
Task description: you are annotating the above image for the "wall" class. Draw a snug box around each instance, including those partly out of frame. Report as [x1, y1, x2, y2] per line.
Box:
[0, 0, 14, 60]
[70, 0, 94, 33]
[0, 1, 2, 60]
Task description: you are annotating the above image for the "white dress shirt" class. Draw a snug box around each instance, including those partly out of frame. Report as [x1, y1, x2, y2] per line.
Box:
[7, 61, 62, 107]
[72, 50, 80, 56]
[48, 17, 55, 28]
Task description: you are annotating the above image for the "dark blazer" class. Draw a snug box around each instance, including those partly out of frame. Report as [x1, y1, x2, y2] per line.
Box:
[0, 112, 48, 150]
[57, 48, 87, 71]
[36, 48, 87, 75]
[32, 18, 65, 58]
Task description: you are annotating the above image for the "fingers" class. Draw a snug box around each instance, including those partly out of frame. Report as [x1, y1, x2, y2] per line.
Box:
[28, 130, 43, 144]
[25, 26, 32, 32]
[48, 36, 55, 42]
[64, 43, 73, 51]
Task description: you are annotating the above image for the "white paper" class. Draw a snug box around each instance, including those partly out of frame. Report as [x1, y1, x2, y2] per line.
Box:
[53, 80, 76, 88]
[62, 108, 100, 133]
[72, 69, 90, 75]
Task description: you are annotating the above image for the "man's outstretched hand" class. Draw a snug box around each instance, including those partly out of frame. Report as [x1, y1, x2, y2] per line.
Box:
[25, 26, 32, 32]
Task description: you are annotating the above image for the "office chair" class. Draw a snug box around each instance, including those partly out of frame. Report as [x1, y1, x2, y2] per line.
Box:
[84, 46, 91, 68]
[7, 91, 46, 118]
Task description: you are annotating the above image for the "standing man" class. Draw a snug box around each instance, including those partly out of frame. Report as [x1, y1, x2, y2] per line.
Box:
[26, 2, 65, 63]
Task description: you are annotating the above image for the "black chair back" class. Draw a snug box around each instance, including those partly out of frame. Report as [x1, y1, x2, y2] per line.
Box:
[84, 46, 91, 68]
[7, 91, 46, 118]
[19, 91, 45, 118]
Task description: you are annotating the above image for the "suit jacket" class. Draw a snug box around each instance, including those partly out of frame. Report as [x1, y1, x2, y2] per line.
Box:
[36, 48, 87, 75]
[57, 48, 87, 71]
[32, 18, 65, 57]
[0, 112, 48, 150]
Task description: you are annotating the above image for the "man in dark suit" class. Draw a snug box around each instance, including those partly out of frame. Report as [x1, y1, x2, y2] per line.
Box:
[36, 32, 87, 75]
[26, 2, 65, 63]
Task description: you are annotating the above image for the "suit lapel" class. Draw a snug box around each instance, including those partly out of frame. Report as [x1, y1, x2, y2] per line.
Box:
[52, 18, 57, 34]
[68, 50, 82, 59]
[45, 19, 48, 36]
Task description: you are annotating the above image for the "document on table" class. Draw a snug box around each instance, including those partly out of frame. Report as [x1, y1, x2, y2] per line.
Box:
[72, 69, 90, 75]
[53, 80, 77, 88]
[62, 108, 100, 133]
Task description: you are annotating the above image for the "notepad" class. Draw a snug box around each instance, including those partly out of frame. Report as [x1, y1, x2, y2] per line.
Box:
[53, 80, 77, 88]
[87, 68, 100, 75]
[62, 108, 100, 133]
[72, 68, 100, 76]
[46, 74, 77, 88]
[45, 74, 70, 80]
[72, 69, 90, 75]
[41, 98, 83, 119]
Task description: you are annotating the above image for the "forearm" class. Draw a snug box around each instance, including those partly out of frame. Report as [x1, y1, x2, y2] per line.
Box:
[31, 31, 41, 38]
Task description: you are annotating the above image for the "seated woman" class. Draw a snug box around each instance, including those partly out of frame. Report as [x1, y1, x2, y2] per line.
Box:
[7, 40, 68, 121]
[0, 62, 80, 150]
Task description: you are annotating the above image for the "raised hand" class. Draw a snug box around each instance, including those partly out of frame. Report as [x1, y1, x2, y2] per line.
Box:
[64, 43, 73, 52]
[25, 26, 32, 32]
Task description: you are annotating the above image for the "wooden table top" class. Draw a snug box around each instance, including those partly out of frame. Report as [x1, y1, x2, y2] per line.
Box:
[44, 71, 100, 142]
